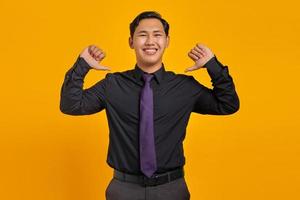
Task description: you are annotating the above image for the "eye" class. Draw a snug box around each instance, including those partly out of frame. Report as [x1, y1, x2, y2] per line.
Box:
[154, 34, 162, 37]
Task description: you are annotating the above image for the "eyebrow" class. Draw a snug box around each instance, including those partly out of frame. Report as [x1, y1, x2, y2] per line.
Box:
[136, 30, 163, 34]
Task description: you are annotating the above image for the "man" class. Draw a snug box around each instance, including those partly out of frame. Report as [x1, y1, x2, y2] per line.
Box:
[60, 11, 239, 200]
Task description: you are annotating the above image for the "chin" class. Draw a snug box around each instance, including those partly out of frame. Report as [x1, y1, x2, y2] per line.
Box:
[141, 60, 160, 67]
[139, 56, 162, 65]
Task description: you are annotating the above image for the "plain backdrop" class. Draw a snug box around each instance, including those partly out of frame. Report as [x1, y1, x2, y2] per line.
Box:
[0, 0, 299, 199]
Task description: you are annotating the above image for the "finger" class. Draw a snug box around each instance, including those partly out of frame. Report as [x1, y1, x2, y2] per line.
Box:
[191, 49, 202, 59]
[196, 43, 206, 50]
[97, 51, 105, 58]
[89, 45, 96, 52]
[94, 48, 104, 59]
[189, 51, 200, 60]
[88, 46, 92, 55]
[94, 50, 102, 58]
[91, 47, 101, 56]
[188, 52, 199, 61]
[184, 65, 199, 73]
[196, 43, 210, 54]
[93, 47, 103, 54]
[91, 45, 101, 55]
[194, 46, 205, 57]
[89, 46, 96, 56]
[95, 52, 105, 61]
[94, 63, 111, 71]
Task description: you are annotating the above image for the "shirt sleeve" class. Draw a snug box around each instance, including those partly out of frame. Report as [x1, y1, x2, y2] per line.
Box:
[191, 56, 240, 115]
[59, 56, 109, 115]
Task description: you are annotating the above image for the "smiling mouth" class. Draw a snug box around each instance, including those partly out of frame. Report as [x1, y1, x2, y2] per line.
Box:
[143, 48, 158, 55]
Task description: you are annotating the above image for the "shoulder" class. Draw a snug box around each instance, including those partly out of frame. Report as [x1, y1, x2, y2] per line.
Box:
[98, 69, 136, 84]
[164, 69, 196, 83]
[99, 68, 131, 79]
[166, 70, 207, 92]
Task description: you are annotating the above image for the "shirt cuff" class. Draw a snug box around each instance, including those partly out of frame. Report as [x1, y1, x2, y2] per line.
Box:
[204, 56, 225, 78]
[74, 56, 92, 75]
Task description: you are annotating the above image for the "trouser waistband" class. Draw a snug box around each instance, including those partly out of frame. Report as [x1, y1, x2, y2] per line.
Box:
[113, 167, 184, 187]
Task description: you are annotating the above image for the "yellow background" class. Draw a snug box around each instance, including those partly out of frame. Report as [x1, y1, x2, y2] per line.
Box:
[1, 0, 299, 199]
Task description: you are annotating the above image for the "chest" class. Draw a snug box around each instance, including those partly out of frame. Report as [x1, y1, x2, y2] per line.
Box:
[105, 80, 193, 120]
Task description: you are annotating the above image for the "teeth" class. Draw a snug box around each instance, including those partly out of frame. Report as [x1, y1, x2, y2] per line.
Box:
[143, 49, 157, 55]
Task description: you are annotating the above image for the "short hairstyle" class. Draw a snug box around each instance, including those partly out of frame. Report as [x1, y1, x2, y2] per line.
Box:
[129, 11, 170, 38]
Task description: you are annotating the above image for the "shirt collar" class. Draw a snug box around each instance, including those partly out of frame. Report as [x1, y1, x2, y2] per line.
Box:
[133, 63, 165, 84]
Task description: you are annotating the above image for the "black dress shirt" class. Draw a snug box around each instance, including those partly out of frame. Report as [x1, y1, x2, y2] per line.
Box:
[60, 56, 239, 175]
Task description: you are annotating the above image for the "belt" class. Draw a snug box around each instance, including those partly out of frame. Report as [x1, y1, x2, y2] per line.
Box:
[113, 167, 184, 187]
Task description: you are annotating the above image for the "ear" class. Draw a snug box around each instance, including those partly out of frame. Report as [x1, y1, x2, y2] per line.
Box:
[166, 36, 170, 48]
[129, 37, 134, 49]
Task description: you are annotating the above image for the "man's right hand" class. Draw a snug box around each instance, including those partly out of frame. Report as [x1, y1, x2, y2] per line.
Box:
[79, 45, 111, 71]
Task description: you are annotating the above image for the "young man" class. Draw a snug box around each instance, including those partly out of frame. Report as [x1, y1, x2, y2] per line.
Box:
[60, 11, 239, 200]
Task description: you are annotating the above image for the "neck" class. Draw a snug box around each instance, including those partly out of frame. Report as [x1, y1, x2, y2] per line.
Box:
[137, 61, 163, 73]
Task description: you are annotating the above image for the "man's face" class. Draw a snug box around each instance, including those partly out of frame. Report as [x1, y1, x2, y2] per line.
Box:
[129, 18, 169, 67]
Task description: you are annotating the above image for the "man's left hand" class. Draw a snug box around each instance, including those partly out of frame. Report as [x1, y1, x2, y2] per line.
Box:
[184, 43, 215, 72]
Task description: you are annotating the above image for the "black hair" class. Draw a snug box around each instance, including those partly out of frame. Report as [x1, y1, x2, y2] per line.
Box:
[129, 11, 169, 38]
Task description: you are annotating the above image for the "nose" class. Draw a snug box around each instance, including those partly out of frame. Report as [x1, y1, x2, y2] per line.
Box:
[145, 35, 155, 45]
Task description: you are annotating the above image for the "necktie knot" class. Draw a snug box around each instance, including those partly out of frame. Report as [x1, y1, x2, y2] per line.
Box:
[142, 73, 154, 83]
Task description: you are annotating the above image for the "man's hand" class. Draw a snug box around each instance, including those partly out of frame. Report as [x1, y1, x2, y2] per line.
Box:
[80, 45, 111, 71]
[184, 43, 215, 73]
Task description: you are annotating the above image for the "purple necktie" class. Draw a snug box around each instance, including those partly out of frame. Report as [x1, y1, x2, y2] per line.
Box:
[139, 73, 157, 178]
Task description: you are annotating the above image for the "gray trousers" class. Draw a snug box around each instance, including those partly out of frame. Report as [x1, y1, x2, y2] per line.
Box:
[105, 176, 190, 200]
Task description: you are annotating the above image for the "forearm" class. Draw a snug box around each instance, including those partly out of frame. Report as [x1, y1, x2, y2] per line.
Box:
[204, 56, 240, 114]
[59, 56, 104, 115]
